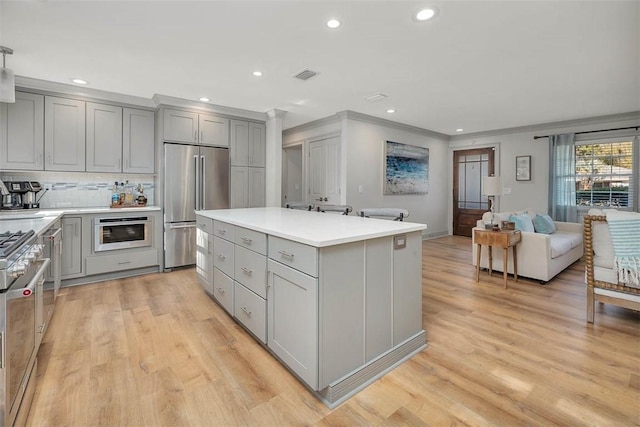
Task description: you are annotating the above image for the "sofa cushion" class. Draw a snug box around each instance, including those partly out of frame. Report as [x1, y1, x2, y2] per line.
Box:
[509, 213, 535, 232]
[592, 221, 614, 269]
[534, 214, 556, 234]
[549, 232, 583, 259]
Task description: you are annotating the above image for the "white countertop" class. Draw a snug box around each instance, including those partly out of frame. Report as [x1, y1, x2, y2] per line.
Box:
[0, 206, 161, 236]
[198, 207, 426, 247]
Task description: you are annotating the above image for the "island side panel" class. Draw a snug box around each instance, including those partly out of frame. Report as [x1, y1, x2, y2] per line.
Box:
[365, 236, 393, 362]
[393, 231, 424, 346]
[318, 241, 365, 390]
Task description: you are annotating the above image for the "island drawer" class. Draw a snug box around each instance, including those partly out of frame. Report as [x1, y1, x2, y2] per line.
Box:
[85, 249, 158, 275]
[234, 245, 267, 298]
[196, 215, 213, 233]
[269, 236, 318, 277]
[213, 267, 234, 315]
[213, 220, 235, 242]
[234, 282, 267, 343]
[235, 227, 267, 255]
[213, 236, 235, 278]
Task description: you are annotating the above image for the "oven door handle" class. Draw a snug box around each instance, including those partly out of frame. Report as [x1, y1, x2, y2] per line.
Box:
[8, 258, 51, 298]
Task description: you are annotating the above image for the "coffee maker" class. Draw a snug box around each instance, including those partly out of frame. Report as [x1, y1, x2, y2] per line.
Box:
[1, 181, 43, 209]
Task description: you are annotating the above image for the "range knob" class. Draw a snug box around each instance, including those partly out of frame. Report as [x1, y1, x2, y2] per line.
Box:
[8, 262, 26, 278]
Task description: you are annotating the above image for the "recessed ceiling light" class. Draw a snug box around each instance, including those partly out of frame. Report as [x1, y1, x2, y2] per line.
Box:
[327, 19, 341, 29]
[199, 97, 210, 102]
[71, 78, 88, 85]
[456, 128, 464, 132]
[387, 109, 396, 114]
[415, 8, 438, 21]
[252, 71, 263, 77]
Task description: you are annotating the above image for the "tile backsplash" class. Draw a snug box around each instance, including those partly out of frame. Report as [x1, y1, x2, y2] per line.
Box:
[1, 171, 156, 209]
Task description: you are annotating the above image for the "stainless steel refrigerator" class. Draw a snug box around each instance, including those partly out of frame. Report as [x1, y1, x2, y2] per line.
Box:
[164, 143, 229, 268]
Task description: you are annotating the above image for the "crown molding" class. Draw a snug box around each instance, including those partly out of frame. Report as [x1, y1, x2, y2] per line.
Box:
[336, 110, 450, 140]
[449, 111, 640, 141]
[152, 94, 268, 122]
[283, 114, 341, 136]
[15, 75, 156, 109]
[267, 108, 288, 120]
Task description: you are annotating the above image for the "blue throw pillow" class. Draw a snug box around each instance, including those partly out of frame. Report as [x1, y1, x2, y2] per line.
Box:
[533, 214, 556, 234]
[509, 213, 535, 232]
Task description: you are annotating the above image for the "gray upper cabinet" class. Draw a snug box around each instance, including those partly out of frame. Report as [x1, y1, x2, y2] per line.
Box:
[230, 120, 266, 167]
[163, 109, 198, 144]
[123, 108, 155, 173]
[199, 114, 229, 147]
[162, 108, 229, 147]
[45, 96, 86, 171]
[86, 102, 123, 172]
[0, 91, 44, 171]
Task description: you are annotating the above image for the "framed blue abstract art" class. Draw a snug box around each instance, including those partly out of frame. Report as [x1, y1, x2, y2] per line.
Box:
[384, 141, 429, 195]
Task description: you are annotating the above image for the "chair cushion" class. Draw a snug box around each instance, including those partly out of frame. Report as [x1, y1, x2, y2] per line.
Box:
[592, 221, 614, 269]
[549, 232, 583, 259]
[533, 214, 556, 234]
[509, 213, 535, 232]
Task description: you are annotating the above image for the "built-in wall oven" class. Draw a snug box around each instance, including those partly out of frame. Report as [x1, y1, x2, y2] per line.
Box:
[94, 216, 152, 252]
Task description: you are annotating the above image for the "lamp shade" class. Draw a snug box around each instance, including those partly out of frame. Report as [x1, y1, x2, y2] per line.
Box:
[0, 67, 15, 103]
[483, 176, 503, 196]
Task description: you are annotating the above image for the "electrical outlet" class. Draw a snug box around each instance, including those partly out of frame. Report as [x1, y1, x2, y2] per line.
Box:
[358, 185, 364, 193]
[503, 187, 512, 195]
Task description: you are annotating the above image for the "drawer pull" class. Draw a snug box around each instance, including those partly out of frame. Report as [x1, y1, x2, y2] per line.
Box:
[278, 250, 294, 259]
[217, 254, 226, 260]
[241, 237, 252, 244]
[216, 287, 225, 295]
[241, 267, 253, 275]
[117, 261, 132, 265]
[241, 306, 252, 316]
[217, 229, 226, 234]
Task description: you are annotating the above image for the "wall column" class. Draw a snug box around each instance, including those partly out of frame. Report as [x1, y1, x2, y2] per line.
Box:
[265, 109, 287, 206]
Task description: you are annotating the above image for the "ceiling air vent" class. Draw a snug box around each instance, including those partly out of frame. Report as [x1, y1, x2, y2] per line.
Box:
[294, 69, 318, 81]
[364, 93, 388, 102]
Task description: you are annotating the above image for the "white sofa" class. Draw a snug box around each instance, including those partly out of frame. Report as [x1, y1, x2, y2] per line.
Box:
[584, 209, 640, 323]
[471, 209, 583, 283]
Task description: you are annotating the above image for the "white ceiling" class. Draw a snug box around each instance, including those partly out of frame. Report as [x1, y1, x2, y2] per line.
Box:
[1, 1, 638, 135]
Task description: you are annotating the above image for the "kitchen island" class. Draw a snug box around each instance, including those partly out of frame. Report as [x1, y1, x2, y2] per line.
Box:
[196, 207, 427, 407]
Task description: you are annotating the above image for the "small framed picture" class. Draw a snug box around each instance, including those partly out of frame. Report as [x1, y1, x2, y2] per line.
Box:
[516, 155, 531, 181]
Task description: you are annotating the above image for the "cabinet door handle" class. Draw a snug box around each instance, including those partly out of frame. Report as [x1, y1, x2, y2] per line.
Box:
[217, 229, 226, 234]
[241, 267, 253, 275]
[278, 250, 294, 259]
[216, 254, 226, 260]
[241, 306, 252, 316]
[195, 129, 198, 141]
[117, 261, 131, 265]
[241, 237, 252, 244]
[216, 287, 225, 295]
[200, 130, 203, 141]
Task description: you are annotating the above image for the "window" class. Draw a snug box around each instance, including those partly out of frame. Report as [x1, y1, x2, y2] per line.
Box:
[575, 139, 635, 208]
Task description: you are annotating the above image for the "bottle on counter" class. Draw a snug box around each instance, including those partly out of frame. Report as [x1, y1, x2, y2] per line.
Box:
[124, 180, 134, 205]
[119, 182, 125, 206]
[111, 182, 120, 206]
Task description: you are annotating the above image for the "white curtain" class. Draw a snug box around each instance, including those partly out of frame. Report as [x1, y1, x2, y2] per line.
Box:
[548, 133, 578, 222]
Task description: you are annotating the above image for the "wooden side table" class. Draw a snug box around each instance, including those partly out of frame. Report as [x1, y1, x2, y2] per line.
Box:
[474, 229, 522, 289]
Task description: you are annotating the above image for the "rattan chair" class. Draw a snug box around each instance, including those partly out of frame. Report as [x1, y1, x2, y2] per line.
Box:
[583, 214, 640, 323]
[286, 202, 313, 211]
[315, 204, 352, 215]
[359, 208, 409, 221]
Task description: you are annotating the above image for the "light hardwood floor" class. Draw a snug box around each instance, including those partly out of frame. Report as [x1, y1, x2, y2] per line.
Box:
[27, 236, 639, 426]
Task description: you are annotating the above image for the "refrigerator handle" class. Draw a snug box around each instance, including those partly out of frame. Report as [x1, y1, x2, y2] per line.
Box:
[201, 155, 206, 210]
[194, 155, 200, 211]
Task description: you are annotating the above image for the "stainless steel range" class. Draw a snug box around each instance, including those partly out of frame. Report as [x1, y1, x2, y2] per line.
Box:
[0, 230, 49, 427]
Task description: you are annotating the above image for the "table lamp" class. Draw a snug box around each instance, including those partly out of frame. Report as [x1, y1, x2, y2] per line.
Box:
[483, 175, 503, 226]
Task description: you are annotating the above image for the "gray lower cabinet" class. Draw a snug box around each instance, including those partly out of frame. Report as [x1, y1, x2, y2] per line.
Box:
[196, 216, 214, 294]
[61, 216, 83, 278]
[85, 249, 158, 275]
[0, 91, 44, 170]
[267, 259, 318, 389]
[45, 96, 86, 171]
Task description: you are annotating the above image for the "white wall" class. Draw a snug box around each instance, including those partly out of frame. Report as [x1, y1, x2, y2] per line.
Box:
[344, 119, 449, 237]
[448, 114, 640, 227]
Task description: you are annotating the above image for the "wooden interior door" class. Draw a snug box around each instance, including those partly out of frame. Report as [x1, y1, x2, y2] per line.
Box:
[453, 148, 495, 236]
